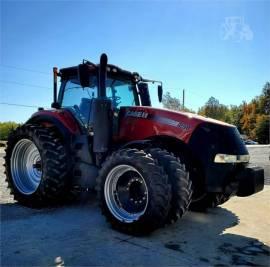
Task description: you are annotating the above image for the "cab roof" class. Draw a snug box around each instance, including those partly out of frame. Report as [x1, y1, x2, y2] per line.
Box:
[59, 62, 141, 82]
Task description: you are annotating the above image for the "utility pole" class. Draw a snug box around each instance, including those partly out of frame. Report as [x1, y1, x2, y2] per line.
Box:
[182, 89, 185, 110]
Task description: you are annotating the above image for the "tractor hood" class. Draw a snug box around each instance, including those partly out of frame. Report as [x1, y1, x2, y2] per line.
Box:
[118, 106, 235, 144]
[150, 107, 233, 127]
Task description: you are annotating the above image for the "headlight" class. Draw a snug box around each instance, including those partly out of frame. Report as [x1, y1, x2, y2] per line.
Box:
[214, 154, 250, 163]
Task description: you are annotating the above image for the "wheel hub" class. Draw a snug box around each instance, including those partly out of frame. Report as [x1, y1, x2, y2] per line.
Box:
[128, 179, 146, 203]
[32, 161, 42, 171]
[104, 165, 148, 223]
[10, 139, 42, 195]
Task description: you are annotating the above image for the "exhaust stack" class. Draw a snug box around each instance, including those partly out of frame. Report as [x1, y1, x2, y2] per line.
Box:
[51, 67, 60, 109]
[92, 53, 112, 164]
[98, 53, 108, 98]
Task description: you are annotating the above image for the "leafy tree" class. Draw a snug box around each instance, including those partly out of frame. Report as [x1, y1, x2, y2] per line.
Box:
[0, 122, 19, 140]
[226, 104, 244, 132]
[196, 82, 269, 143]
[162, 92, 182, 111]
[259, 82, 270, 114]
[198, 97, 229, 121]
[241, 102, 257, 138]
[254, 115, 270, 144]
[162, 92, 195, 113]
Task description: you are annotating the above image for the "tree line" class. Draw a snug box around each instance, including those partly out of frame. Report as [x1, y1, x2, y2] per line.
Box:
[0, 122, 20, 141]
[163, 82, 270, 144]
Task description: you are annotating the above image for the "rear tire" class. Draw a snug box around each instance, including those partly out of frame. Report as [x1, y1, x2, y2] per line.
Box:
[96, 148, 171, 235]
[147, 148, 193, 223]
[4, 124, 71, 207]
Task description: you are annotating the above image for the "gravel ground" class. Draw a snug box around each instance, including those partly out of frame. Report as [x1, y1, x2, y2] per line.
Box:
[0, 146, 270, 266]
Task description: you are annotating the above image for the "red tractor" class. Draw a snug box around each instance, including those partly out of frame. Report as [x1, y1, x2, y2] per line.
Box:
[4, 54, 264, 235]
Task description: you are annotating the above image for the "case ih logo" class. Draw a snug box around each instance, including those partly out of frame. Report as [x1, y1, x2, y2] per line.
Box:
[126, 110, 149, 119]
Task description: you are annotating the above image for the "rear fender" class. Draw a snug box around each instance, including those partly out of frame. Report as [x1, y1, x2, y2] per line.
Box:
[27, 110, 97, 189]
[26, 110, 82, 145]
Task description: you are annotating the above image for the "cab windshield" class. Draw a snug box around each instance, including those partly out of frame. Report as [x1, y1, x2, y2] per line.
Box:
[60, 75, 139, 125]
[60, 76, 139, 110]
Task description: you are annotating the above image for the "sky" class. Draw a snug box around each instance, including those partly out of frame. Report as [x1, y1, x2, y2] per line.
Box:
[0, 0, 269, 122]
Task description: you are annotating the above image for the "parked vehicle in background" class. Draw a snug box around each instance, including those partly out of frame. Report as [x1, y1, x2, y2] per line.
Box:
[245, 140, 259, 145]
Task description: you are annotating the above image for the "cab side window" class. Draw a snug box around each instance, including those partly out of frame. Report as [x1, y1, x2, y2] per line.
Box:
[106, 79, 136, 110]
[61, 77, 98, 125]
[61, 78, 97, 108]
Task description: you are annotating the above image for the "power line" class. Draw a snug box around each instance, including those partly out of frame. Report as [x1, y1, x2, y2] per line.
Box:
[0, 102, 47, 109]
[0, 80, 51, 90]
[0, 64, 51, 76]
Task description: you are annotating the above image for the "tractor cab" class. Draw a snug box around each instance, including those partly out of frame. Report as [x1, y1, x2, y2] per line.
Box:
[53, 54, 162, 130]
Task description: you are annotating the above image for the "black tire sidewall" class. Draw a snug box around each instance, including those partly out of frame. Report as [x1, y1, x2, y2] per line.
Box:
[147, 148, 193, 223]
[97, 149, 171, 234]
[5, 125, 70, 207]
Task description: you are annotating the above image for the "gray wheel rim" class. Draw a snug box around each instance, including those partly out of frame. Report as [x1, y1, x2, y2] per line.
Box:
[10, 139, 42, 195]
[104, 164, 149, 223]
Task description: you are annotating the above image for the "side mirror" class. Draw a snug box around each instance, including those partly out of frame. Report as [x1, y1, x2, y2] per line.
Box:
[158, 85, 163, 102]
[78, 64, 90, 88]
[138, 83, 151, 106]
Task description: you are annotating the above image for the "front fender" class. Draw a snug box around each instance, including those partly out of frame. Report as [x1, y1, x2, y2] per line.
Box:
[119, 139, 152, 150]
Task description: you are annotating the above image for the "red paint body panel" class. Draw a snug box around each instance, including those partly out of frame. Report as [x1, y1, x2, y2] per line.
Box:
[117, 107, 233, 144]
[30, 110, 81, 135]
[31, 106, 233, 145]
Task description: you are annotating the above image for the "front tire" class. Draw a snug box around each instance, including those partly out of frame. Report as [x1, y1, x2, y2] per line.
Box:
[4, 124, 70, 207]
[147, 148, 193, 223]
[96, 148, 171, 235]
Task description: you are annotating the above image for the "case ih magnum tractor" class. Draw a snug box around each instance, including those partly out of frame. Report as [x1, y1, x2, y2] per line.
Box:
[4, 54, 264, 235]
